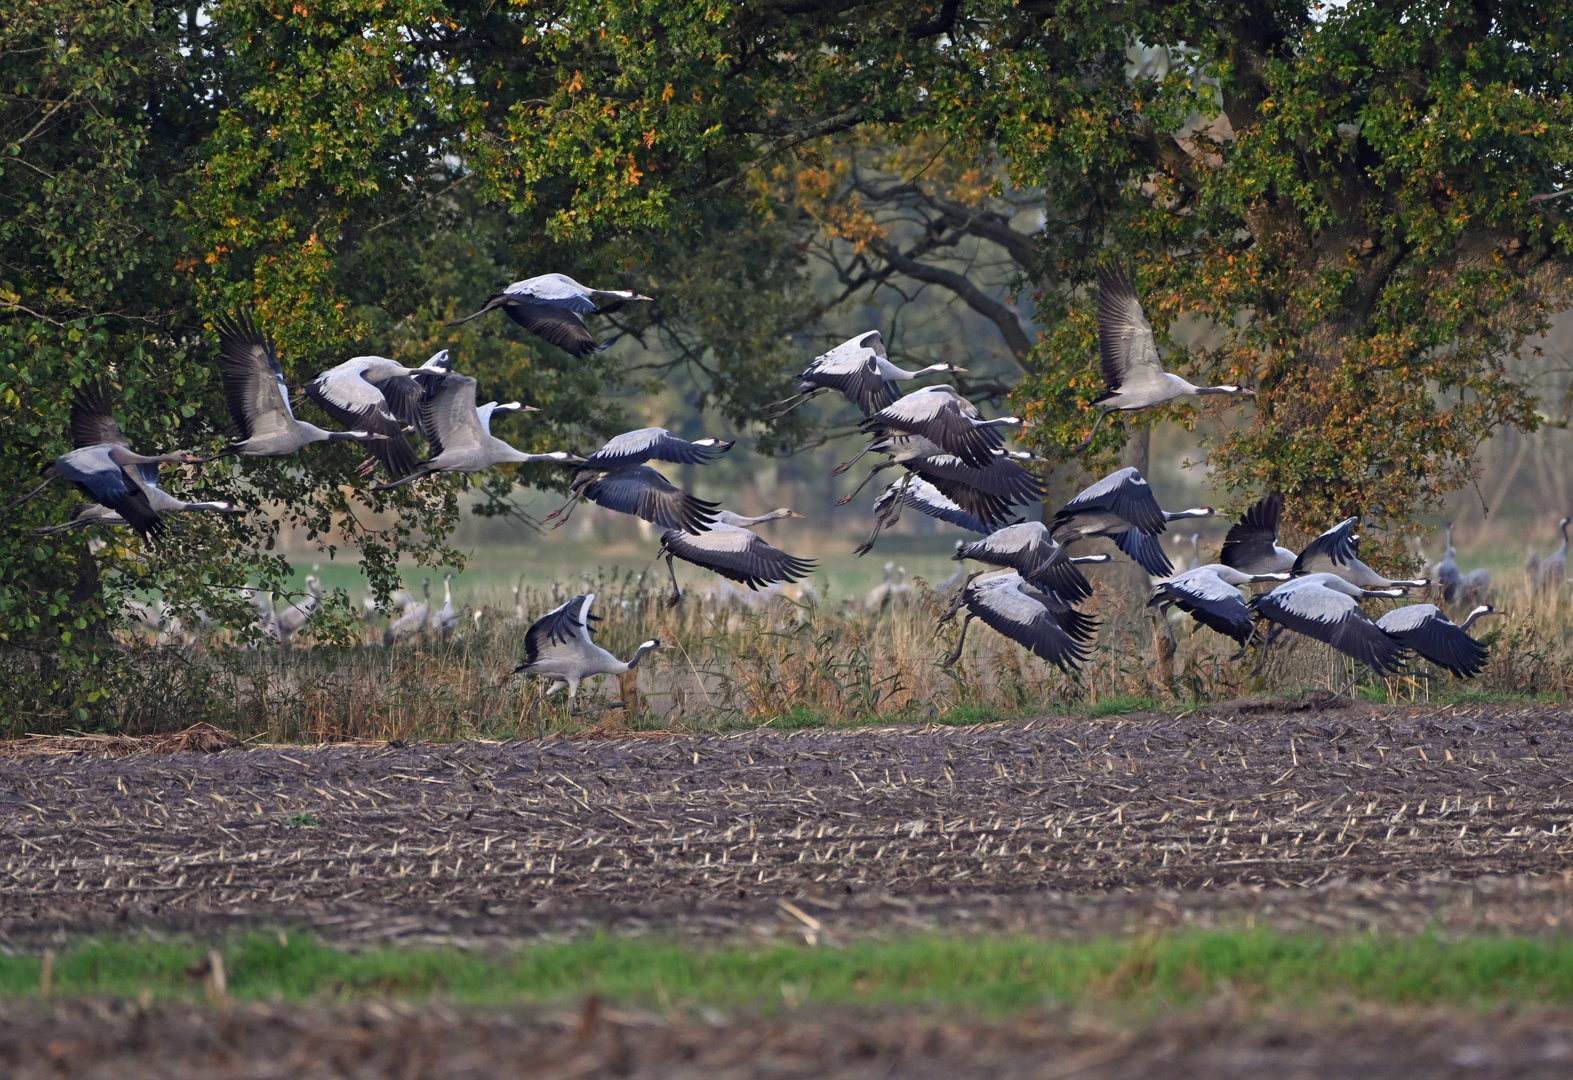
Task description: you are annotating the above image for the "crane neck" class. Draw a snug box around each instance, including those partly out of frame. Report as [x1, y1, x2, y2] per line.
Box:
[624, 640, 661, 671]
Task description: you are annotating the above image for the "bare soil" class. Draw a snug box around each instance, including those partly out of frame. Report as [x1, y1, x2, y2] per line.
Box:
[4, 698, 1573, 946]
[5, 997, 1573, 1079]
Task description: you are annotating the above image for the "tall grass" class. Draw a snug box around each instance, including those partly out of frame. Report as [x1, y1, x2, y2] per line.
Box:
[64, 559, 1573, 742]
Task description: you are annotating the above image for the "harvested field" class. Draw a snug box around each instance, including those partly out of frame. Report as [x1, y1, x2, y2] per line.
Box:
[6, 997, 1573, 1079]
[4, 698, 1573, 945]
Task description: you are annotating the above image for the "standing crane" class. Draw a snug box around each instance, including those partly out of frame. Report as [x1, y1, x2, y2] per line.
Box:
[1073, 268, 1253, 451]
[768, 331, 965, 417]
[513, 593, 665, 713]
[1537, 517, 1569, 588]
[449, 273, 652, 357]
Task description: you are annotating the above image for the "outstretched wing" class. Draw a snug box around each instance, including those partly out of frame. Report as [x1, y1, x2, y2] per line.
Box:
[1221, 494, 1284, 571]
[522, 593, 598, 665]
[661, 527, 816, 589]
[503, 302, 601, 356]
[579, 466, 720, 533]
[585, 428, 734, 469]
[1096, 267, 1163, 390]
[1052, 467, 1166, 536]
[213, 311, 296, 442]
[304, 364, 418, 477]
[68, 382, 130, 450]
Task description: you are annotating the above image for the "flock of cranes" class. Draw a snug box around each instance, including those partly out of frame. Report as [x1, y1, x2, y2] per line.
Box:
[10, 267, 1529, 711]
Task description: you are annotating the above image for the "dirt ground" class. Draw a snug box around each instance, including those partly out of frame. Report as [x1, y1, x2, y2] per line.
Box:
[4, 696, 1573, 946]
[5, 996, 1573, 1079]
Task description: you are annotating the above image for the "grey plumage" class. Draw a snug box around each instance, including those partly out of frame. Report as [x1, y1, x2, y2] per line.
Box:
[770, 331, 966, 417]
[658, 509, 815, 607]
[1375, 603, 1501, 678]
[449, 273, 652, 356]
[1251, 573, 1407, 675]
[513, 593, 663, 711]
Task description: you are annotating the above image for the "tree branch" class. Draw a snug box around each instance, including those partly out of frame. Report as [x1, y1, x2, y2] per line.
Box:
[867, 237, 1033, 365]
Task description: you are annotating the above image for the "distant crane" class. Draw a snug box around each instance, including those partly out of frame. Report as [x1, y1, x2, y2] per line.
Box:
[384, 579, 430, 646]
[1435, 523, 1491, 606]
[1073, 268, 1253, 451]
[513, 593, 665, 713]
[431, 573, 459, 638]
[1537, 517, 1569, 588]
[449, 273, 652, 357]
[768, 330, 966, 417]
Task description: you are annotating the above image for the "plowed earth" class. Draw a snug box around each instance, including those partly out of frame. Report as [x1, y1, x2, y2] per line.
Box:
[6, 998, 1573, 1079]
[4, 697, 1573, 945]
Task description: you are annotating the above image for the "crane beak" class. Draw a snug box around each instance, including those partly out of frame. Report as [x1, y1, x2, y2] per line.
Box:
[789, 511, 804, 519]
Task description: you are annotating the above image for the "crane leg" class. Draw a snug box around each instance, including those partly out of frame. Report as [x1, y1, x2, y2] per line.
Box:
[942, 614, 975, 667]
[544, 494, 580, 528]
[7, 476, 55, 510]
[835, 461, 894, 506]
[765, 389, 824, 419]
[1070, 410, 1111, 453]
[664, 554, 683, 608]
[830, 443, 874, 477]
[853, 499, 901, 557]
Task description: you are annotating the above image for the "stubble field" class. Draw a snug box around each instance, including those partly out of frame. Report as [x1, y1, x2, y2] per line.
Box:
[5, 697, 1573, 1077]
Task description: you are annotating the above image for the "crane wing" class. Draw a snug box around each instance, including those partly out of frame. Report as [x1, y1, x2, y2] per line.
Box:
[660, 526, 816, 588]
[214, 311, 296, 442]
[1096, 267, 1163, 390]
[876, 477, 992, 534]
[1052, 467, 1166, 536]
[522, 593, 599, 666]
[503, 302, 601, 356]
[68, 383, 130, 450]
[1291, 517, 1360, 574]
[1220, 494, 1284, 571]
[578, 466, 720, 533]
[54, 447, 164, 538]
[1253, 582, 1405, 674]
[418, 375, 488, 459]
[863, 390, 1003, 469]
[1111, 528, 1175, 576]
[304, 364, 419, 477]
[1376, 605, 1489, 678]
[964, 576, 1089, 673]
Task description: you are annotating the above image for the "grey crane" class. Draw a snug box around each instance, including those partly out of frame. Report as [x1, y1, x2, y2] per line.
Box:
[953, 522, 1110, 604]
[12, 383, 205, 539]
[546, 449, 723, 535]
[513, 593, 664, 713]
[577, 427, 735, 471]
[1048, 467, 1213, 577]
[940, 570, 1094, 673]
[657, 508, 816, 607]
[854, 475, 992, 556]
[449, 273, 652, 356]
[1436, 522, 1491, 605]
[768, 331, 966, 417]
[29, 502, 130, 536]
[29, 462, 237, 534]
[370, 374, 582, 491]
[1150, 564, 1291, 644]
[1250, 573, 1408, 675]
[1073, 268, 1253, 451]
[1375, 603, 1503, 678]
[834, 432, 1042, 527]
[858, 386, 1022, 470]
[1537, 517, 1569, 588]
[303, 352, 428, 479]
[1294, 528, 1429, 590]
[206, 313, 387, 462]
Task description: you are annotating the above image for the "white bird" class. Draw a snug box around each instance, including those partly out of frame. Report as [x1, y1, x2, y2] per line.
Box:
[12, 383, 205, 539]
[1537, 517, 1569, 588]
[941, 571, 1094, 672]
[1073, 267, 1253, 450]
[855, 475, 993, 556]
[384, 580, 430, 646]
[303, 353, 428, 480]
[512, 593, 664, 713]
[449, 273, 652, 357]
[371, 374, 582, 490]
[205, 313, 387, 462]
[657, 508, 815, 607]
[768, 331, 966, 417]
[1375, 604, 1503, 678]
[1150, 564, 1291, 644]
[858, 386, 1022, 470]
[1251, 573, 1407, 674]
[431, 573, 459, 638]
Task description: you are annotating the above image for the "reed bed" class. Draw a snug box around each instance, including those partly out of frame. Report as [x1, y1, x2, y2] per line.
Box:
[69, 559, 1573, 743]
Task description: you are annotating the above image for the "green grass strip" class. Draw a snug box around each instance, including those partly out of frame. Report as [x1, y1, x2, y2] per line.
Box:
[7, 931, 1573, 1011]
